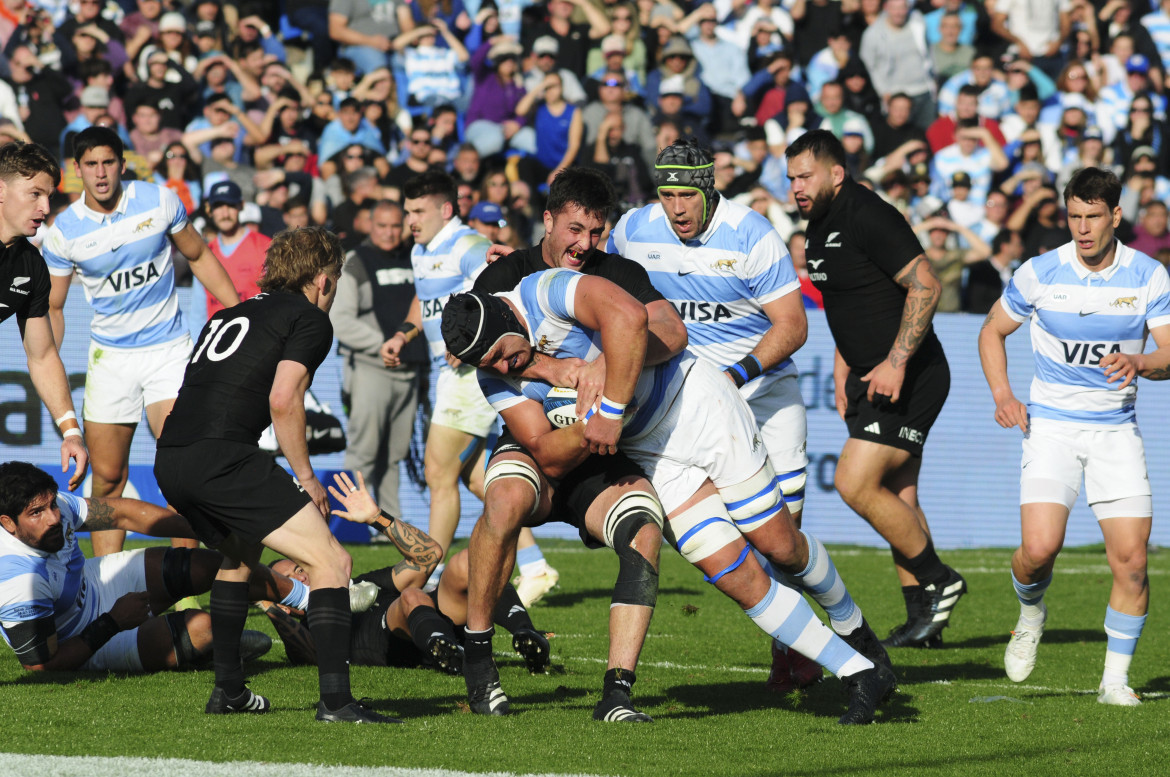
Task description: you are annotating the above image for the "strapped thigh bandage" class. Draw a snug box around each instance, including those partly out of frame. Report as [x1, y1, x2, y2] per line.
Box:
[663, 493, 742, 565]
[483, 457, 542, 519]
[719, 462, 785, 532]
[604, 491, 664, 608]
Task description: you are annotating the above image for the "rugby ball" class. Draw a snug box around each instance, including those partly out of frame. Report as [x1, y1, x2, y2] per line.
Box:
[543, 387, 636, 428]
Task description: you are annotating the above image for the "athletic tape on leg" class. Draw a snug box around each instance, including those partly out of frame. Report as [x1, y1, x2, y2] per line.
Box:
[663, 494, 742, 564]
[720, 463, 785, 530]
[606, 491, 663, 608]
[162, 547, 196, 600]
[165, 611, 200, 667]
[484, 458, 542, 518]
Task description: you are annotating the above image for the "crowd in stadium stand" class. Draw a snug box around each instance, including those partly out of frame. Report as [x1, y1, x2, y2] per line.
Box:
[5, 0, 1170, 316]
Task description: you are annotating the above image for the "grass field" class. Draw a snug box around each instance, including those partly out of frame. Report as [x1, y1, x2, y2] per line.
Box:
[3, 539, 1170, 777]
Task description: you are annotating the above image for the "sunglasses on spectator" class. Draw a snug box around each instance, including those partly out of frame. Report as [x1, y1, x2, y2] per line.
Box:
[346, 153, 365, 159]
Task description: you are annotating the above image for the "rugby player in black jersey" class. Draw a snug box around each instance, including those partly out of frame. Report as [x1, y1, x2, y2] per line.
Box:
[0, 141, 87, 489]
[446, 168, 685, 721]
[785, 130, 967, 649]
[155, 227, 398, 723]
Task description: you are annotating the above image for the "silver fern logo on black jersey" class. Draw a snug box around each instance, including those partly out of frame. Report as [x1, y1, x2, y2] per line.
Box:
[824, 232, 842, 247]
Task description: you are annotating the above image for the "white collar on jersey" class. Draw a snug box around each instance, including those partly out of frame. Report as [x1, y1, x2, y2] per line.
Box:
[79, 180, 134, 223]
[1062, 239, 1130, 281]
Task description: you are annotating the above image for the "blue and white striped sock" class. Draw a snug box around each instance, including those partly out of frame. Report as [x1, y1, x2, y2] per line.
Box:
[744, 578, 873, 678]
[792, 531, 862, 635]
[1102, 605, 1146, 687]
[279, 578, 310, 611]
[516, 543, 547, 577]
[1011, 571, 1051, 627]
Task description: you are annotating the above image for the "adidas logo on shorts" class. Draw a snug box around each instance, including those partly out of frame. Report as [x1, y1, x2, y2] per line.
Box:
[864, 422, 881, 435]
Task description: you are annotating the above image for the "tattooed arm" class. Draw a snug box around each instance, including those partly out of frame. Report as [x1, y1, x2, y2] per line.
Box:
[1100, 323, 1170, 386]
[977, 299, 1028, 433]
[860, 254, 942, 404]
[81, 497, 198, 539]
[326, 471, 443, 591]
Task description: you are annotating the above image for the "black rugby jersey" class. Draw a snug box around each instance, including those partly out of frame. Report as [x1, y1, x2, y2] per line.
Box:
[474, 242, 665, 305]
[158, 290, 333, 447]
[804, 178, 942, 372]
[0, 238, 50, 331]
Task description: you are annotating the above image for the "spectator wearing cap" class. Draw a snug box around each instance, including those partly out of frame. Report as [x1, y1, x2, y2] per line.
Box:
[135, 12, 199, 84]
[524, 35, 588, 104]
[1096, 53, 1167, 144]
[467, 201, 507, 244]
[60, 86, 133, 162]
[944, 170, 982, 228]
[653, 74, 710, 146]
[585, 3, 646, 83]
[328, 0, 403, 76]
[1057, 125, 1115, 191]
[937, 54, 1013, 122]
[203, 180, 272, 319]
[1120, 145, 1170, 221]
[191, 18, 226, 58]
[586, 33, 644, 97]
[930, 121, 1009, 203]
[644, 36, 711, 128]
[464, 37, 536, 158]
[317, 96, 387, 166]
[126, 48, 200, 131]
[912, 213, 991, 312]
[522, 0, 611, 77]
[860, 0, 937, 130]
[684, 5, 751, 137]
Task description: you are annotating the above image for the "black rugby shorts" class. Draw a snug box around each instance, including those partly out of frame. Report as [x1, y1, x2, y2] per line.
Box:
[843, 352, 950, 457]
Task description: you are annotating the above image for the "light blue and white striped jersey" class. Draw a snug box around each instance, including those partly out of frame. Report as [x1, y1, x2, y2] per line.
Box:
[478, 268, 691, 441]
[1142, 10, 1170, 73]
[608, 196, 801, 391]
[42, 181, 188, 349]
[0, 492, 92, 646]
[1001, 241, 1170, 426]
[411, 217, 490, 369]
[930, 144, 994, 202]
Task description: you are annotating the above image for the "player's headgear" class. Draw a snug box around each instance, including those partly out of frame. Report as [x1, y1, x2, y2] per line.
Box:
[442, 290, 527, 365]
[655, 137, 720, 226]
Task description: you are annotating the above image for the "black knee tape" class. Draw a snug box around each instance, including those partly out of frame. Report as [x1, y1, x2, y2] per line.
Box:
[611, 509, 659, 609]
[165, 611, 200, 667]
[162, 547, 196, 600]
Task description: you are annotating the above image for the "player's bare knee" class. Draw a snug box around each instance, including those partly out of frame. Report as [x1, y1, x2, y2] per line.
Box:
[399, 586, 432, 615]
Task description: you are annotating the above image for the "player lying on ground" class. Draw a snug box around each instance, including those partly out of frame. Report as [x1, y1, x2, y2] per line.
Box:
[444, 276, 897, 724]
[0, 461, 307, 672]
[260, 473, 549, 675]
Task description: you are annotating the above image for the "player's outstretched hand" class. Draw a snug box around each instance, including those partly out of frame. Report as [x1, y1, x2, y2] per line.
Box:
[860, 358, 906, 405]
[1101, 352, 1139, 390]
[327, 471, 380, 524]
[61, 436, 88, 491]
[993, 393, 1029, 433]
[583, 415, 621, 455]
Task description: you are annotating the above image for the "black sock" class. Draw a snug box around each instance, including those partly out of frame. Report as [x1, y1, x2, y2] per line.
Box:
[904, 539, 949, 587]
[307, 587, 353, 711]
[209, 580, 250, 696]
[492, 584, 535, 633]
[464, 626, 494, 663]
[900, 585, 923, 619]
[406, 605, 457, 653]
[603, 667, 636, 698]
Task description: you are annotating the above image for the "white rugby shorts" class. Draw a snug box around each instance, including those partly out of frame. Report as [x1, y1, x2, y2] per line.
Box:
[80, 550, 147, 672]
[1020, 418, 1152, 519]
[432, 363, 497, 438]
[741, 372, 808, 475]
[622, 359, 769, 515]
[82, 336, 192, 424]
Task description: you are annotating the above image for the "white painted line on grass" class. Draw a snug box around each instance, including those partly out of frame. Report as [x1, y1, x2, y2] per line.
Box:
[0, 753, 614, 777]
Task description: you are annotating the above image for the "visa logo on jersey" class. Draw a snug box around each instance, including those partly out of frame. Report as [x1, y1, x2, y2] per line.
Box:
[421, 297, 446, 318]
[107, 262, 161, 293]
[1062, 341, 1121, 365]
[673, 300, 735, 322]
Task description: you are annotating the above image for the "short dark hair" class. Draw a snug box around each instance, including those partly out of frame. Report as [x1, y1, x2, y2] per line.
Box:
[339, 97, 361, 112]
[991, 228, 1017, 255]
[78, 58, 112, 82]
[784, 128, 846, 169]
[958, 84, 982, 99]
[1063, 166, 1121, 210]
[72, 126, 124, 163]
[402, 170, 457, 210]
[545, 167, 616, 222]
[0, 462, 57, 522]
[0, 141, 61, 187]
[281, 196, 309, 214]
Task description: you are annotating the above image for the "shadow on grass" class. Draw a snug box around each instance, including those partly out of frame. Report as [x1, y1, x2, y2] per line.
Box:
[941, 628, 1105, 650]
[539, 586, 703, 607]
[892, 660, 1020, 685]
[654, 679, 920, 723]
